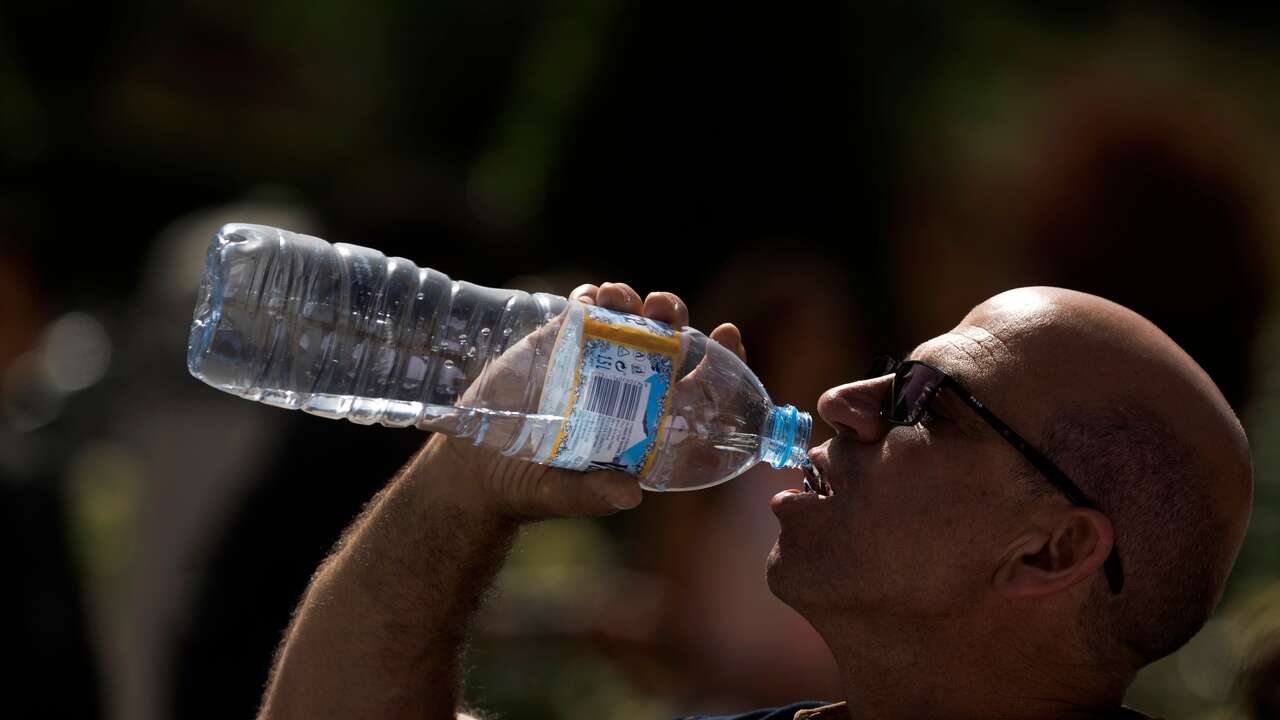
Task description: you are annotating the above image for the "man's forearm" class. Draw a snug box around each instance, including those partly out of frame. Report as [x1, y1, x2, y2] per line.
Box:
[259, 435, 519, 720]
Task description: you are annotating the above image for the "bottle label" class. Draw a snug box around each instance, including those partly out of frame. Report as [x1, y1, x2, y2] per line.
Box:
[536, 305, 679, 477]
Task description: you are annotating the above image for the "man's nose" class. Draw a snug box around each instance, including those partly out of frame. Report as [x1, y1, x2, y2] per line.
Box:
[817, 374, 894, 441]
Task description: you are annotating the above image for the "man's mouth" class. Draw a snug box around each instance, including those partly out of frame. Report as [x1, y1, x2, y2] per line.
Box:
[801, 459, 833, 497]
[770, 450, 835, 511]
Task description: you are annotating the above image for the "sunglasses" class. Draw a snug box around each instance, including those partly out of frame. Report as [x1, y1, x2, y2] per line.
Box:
[869, 357, 1125, 594]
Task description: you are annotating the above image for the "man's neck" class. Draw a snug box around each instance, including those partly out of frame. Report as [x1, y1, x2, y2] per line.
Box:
[812, 615, 1133, 720]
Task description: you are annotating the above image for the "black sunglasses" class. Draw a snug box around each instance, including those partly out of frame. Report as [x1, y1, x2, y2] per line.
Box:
[868, 357, 1125, 594]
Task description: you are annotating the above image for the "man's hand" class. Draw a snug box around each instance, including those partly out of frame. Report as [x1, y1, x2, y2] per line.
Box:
[258, 280, 745, 720]
[424, 280, 747, 520]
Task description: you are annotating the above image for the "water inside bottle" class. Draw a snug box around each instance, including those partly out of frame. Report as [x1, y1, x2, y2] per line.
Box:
[293, 392, 565, 432]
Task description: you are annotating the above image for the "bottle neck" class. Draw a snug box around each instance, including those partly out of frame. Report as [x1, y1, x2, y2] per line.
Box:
[760, 404, 812, 470]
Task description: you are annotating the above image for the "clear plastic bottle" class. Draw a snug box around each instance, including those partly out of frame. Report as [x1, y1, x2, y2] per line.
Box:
[187, 223, 811, 491]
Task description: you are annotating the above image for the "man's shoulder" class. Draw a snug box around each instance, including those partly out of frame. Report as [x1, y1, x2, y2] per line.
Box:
[674, 701, 843, 720]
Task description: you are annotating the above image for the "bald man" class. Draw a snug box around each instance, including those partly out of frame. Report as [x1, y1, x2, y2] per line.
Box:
[257, 285, 1252, 720]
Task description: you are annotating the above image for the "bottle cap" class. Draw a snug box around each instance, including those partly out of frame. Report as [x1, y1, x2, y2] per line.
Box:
[763, 404, 812, 470]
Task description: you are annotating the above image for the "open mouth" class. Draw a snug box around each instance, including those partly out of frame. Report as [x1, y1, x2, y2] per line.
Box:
[801, 460, 832, 497]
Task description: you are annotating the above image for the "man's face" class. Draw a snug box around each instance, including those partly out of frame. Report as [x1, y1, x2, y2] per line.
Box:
[767, 327, 1042, 621]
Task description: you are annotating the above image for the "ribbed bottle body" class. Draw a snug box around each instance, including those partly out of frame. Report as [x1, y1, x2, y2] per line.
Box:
[188, 224, 564, 430]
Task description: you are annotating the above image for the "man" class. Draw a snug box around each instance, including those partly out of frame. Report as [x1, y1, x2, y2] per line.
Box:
[257, 284, 1252, 720]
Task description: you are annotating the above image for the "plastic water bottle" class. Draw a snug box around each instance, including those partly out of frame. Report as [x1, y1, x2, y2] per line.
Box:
[186, 223, 812, 491]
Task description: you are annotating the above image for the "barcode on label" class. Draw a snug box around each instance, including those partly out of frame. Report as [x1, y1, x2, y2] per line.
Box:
[584, 375, 644, 422]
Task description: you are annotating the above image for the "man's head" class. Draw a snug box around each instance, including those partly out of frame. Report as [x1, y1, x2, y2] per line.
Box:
[768, 286, 1252, 676]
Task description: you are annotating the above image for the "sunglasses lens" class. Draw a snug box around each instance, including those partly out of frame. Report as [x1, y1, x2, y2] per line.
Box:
[888, 363, 942, 423]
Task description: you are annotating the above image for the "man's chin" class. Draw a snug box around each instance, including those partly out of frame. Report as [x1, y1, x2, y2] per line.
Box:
[766, 538, 844, 619]
[765, 540, 799, 605]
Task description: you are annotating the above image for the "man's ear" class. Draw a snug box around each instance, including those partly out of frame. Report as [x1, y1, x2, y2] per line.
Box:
[993, 508, 1114, 599]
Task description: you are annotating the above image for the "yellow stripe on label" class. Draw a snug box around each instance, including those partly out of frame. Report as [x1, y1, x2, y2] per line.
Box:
[583, 319, 681, 356]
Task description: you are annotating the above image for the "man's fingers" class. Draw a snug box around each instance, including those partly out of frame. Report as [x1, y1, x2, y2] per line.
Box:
[596, 282, 644, 314]
[643, 291, 690, 328]
[570, 283, 599, 305]
[710, 323, 747, 362]
[574, 283, 689, 329]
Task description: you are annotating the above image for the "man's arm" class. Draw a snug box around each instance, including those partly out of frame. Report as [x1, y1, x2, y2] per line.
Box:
[256, 427, 634, 712]
[256, 283, 727, 719]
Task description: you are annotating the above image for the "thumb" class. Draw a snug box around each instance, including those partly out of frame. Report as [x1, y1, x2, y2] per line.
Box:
[521, 468, 644, 518]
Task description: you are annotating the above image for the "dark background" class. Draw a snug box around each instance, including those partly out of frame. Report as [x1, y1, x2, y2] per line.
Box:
[3, 2, 1280, 718]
